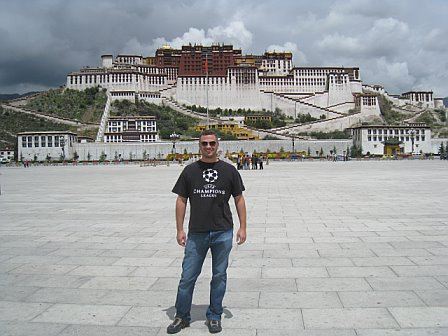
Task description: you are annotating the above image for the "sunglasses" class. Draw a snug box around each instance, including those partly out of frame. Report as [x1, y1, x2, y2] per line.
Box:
[200, 141, 217, 147]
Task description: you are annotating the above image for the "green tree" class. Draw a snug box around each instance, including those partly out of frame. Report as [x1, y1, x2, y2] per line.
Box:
[99, 151, 107, 162]
[350, 145, 363, 157]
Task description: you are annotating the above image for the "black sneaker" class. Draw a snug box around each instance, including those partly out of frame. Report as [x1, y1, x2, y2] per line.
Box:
[206, 319, 222, 333]
[167, 317, 190, 334]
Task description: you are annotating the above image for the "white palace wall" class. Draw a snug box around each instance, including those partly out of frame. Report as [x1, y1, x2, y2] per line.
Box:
[71, 139, 353, 161]
[67, 72, 167, 93]
[176, 78, 264, 110]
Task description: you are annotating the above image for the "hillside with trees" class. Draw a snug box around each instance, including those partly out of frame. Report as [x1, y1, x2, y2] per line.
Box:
[0, 104, 76, 147]
[1, 87, 446, 149]
[25, 87, 107, 123]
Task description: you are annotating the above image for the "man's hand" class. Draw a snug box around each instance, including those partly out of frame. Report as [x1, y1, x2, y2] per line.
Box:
[236, 228, 246, 245]
[234, 194, 247, 245]
[175, 196, 187, 247]
[176, 230, 187, 247]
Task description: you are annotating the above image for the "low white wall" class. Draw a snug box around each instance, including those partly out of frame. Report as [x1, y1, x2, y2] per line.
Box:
[72, 139, 353, 161]
[431, 138, 448, 154]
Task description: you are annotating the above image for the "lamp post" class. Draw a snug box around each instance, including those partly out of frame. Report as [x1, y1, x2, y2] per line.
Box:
[409, 129, 415, 154]
[292, 133, 295, 153]
[294, 101, 297, 121]
[60, 136, 65, 161]
[170, 132, 179, 155]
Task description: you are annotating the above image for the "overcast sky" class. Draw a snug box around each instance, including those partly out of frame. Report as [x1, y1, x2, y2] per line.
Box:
[1, 0, 447, 97]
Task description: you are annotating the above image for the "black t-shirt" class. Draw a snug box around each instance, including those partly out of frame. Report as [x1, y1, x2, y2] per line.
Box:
[172, 160, 245, 232]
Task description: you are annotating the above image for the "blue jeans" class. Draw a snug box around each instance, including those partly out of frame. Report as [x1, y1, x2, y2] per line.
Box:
[175, 229, 233, 322]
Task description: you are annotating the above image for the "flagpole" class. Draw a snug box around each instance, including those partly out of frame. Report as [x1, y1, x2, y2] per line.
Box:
[206, 54, 209, 129]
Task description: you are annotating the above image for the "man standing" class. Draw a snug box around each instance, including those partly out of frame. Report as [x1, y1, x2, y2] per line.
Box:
[167, 129, 247, 334]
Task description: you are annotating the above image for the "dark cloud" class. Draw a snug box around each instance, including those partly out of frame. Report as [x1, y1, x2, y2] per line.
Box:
[0, 0, 447, 96]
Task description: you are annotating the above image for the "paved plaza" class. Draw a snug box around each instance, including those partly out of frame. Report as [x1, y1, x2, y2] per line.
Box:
[0, 160, 447, 336]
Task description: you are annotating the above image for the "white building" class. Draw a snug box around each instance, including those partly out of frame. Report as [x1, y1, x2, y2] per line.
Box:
[104, 116, 159, 143]
[401, 91, 435, 109]
[0, 148, 15, 161]
[363, 85, 444, 109]
[65, 47, 365, 117]
[17, 131, 77, 161]
[351, 123, 432, 156]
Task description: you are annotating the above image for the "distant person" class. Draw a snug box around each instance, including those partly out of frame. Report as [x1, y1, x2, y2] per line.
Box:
[167, 129, 247, 334]
[251, 154, 257, 170]
[244, 154, 250, 170]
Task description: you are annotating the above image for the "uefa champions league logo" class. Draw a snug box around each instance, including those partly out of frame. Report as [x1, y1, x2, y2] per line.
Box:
[203, 169, 218, 183]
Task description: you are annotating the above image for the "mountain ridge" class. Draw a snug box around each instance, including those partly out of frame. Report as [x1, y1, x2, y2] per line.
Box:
[0, 92, 41, 101]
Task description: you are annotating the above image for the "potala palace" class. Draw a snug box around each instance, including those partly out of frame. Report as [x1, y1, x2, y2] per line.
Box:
[10, 44, 447, 162]
[66, 44, 443, 119]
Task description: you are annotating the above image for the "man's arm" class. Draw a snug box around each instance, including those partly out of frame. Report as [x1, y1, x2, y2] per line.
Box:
[234, 194, 247, 245]
[175, 195, 188, 247]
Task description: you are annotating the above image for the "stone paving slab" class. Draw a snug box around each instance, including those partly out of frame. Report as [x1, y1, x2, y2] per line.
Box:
[356, 329, 448, 336]
[32, 303, 131, 325]
[302, 307, 399, 329]
[0, 301, 51, 321]
[59, 325, 161, 336]
[0, 321, 67, 336]
[0, 160, 448, 335]
[338, 290, 425, 308]
[389, 307, 448, 328]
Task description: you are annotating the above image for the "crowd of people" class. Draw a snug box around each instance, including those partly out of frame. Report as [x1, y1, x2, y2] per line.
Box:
[236, 153, 264, 170]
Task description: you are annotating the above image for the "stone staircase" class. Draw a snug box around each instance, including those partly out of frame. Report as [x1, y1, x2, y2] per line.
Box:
[95, 93, 111, 142]
[274, 92, 345, 118]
